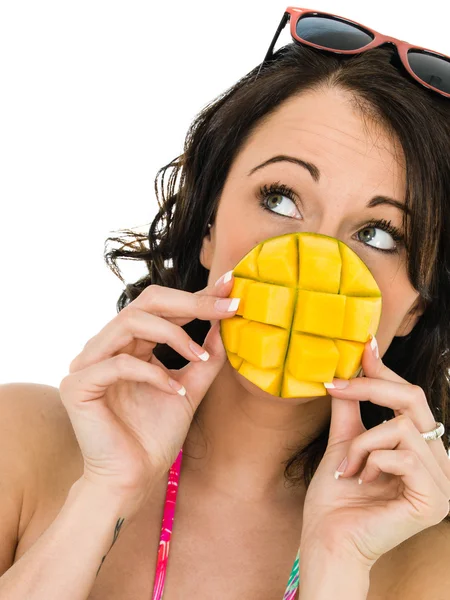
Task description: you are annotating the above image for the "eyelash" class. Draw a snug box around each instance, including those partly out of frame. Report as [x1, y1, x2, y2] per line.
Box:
[256, 182, 405, 255]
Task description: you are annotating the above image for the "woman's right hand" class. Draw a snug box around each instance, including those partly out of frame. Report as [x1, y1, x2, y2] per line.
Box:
[58, 272, 238, 511]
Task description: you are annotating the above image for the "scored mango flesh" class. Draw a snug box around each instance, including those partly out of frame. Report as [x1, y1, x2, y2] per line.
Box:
[219, 232, 382, 398]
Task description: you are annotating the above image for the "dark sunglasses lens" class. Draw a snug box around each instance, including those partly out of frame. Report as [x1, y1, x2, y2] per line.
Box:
[296, 15, 373, 51]
[408, 50, 450, 94]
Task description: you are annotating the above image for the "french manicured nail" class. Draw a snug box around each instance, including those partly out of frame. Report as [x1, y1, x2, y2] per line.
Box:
[189, 342, 210, 361]
[168, 378, 186, 396]
[370, 334, 379, 359]
[334, 456, 348, 480]
[215, 297, 240, 312]
[324, 379, 349, 389]
[215, 270, 233, 286]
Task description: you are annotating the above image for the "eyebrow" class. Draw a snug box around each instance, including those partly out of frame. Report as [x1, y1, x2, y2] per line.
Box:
[247, 154, 410, 215]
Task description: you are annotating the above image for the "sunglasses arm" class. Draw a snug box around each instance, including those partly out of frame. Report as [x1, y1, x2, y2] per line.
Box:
[262, 11, 290, 64]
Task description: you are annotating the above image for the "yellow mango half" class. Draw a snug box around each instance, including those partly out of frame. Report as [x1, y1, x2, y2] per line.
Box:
[219, 232, 382, 398]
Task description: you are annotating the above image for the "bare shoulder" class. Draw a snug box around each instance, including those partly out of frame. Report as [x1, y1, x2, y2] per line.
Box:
[368, 519, 450, 599]
[0, 381, 83, 471]
[0, 382, 84, 539]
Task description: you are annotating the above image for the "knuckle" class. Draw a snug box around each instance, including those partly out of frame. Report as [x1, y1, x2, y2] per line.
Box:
[403, 451, 418, 468]
[68, 359, 78, 374]
[120, 306, 140, 328]
[59, 375, 71, 393]
[114, 353, 134, 370]
[143, 283, 162, 301]
[412, 384, 428, 406]
[365, 451, 377, 469]
[396, 414, 415, 434]
[194, 293, 211, 311]
[68, 338, 96, 374]
[347, 438, 361, 459]
[82, 335, 94, 350]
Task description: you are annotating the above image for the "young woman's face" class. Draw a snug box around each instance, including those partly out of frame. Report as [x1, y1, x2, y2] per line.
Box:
[200, 86, 424, 367]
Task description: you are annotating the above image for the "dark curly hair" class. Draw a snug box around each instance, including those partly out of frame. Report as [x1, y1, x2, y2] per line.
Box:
[103, 43, 450, 522]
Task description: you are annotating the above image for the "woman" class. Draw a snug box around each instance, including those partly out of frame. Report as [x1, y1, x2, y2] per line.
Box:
[0, 7, 449, 599]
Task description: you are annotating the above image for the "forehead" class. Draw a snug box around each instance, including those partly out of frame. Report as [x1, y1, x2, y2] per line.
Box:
[235, 87, 406, 195]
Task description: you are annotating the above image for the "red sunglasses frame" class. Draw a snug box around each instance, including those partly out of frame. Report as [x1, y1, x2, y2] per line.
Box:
[259, 6, 450, 98]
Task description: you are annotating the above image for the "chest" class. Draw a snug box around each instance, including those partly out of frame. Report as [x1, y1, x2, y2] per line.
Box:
[92, 487, 303, 599]
[16, 475, 303, 600]
[90, 526, 301, 599]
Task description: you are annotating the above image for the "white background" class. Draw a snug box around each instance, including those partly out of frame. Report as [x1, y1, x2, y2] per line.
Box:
[1, 1, 448, 387]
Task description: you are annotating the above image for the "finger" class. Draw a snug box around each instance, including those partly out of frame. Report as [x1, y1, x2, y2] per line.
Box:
[324, 375, 450, 472]
[326, 377, 435, 430]
[341, 415, 450, 496]
[70, 288, 240, 373]
[328, 395, 366, 446]
[131, 280, 239, 332]
[358, 449, 450, 526]
[70, 308, 208, 373]
[174, 322, 228, 413]
[60, 353, 185, 406]
[134, 274, 234, 325]
[77, 274, 235, 361]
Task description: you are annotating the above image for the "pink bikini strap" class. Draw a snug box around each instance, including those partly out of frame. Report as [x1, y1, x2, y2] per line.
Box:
[151, 447, 300, 600]
[151, 448, 183, 600]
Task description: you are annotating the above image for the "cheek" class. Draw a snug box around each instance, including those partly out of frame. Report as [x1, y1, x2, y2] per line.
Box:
[376, 274, 418, 331]
[208, 218, 254, 281]
[214, 197, 266, 269]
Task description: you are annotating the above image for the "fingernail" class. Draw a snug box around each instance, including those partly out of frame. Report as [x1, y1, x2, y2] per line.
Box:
[189, 342, 210, 361]
[370, 334, 379, 359]
[215, 270, 233, 286]
[324, 379, 349, 389]
[168, 378, 186, 396]
[334, 456, 348, 480]
[215, 297, 240, 312]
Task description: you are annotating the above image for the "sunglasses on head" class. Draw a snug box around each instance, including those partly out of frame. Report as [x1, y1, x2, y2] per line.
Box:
[257, 7, 450, 98]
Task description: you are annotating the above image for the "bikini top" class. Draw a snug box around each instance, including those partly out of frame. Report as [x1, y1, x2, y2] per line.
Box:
[151, 448, 300, 600]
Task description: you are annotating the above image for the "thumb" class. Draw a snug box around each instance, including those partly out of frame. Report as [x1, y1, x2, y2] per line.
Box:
[328, 394, 366, 446]
[176, 321, 227, 410]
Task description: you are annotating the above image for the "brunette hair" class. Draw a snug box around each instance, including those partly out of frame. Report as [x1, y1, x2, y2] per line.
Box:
[104, 43, 450, 520]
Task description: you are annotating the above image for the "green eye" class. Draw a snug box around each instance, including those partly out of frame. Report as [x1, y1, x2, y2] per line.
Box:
[358, 226, 396, 252]
[257, 181, 405, 256]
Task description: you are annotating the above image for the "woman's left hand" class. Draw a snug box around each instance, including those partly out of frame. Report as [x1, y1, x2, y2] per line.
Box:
[299, 334, 450, 569]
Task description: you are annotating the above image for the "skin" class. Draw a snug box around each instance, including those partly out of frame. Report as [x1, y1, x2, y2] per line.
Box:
[183, 85, 425, 510]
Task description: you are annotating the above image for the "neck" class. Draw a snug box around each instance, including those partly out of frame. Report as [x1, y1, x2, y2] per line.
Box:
[182, 361, 331, 505]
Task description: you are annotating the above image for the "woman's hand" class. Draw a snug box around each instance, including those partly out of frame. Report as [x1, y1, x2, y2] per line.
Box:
[58, 273, 238, 513]
[299, 335, 450, 569]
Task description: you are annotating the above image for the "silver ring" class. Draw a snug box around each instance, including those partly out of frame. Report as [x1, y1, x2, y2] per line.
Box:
[420, 421, 445, 442]
[382, 420, 445, 442]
